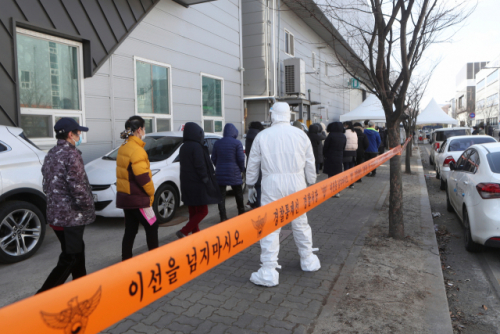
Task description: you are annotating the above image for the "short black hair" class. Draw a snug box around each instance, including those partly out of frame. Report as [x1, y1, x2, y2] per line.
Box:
[364, 120, 369, 126]
[249, 121, 264, 131]
[55, 129, 79, 140]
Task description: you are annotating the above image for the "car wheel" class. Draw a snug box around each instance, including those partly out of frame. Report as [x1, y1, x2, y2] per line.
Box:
[0, 201, 46, 264]
[153, 184, 178, 224]
[463, 208, 483, 253]
[440, 177, 446, 191]
[446, 186, 454, 212]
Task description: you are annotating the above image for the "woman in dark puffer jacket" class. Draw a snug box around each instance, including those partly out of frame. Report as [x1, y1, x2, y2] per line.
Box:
[308, 124, 327, 174]
[178, 122, 221, 237]
[353, 122, 370, 183]
[323, 122, 346, 197]
[245, 122, 264, 208]
[211, 123, 246, 221]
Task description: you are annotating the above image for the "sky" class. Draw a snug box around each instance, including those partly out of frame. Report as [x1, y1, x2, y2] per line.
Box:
[419, 0, 500, 108]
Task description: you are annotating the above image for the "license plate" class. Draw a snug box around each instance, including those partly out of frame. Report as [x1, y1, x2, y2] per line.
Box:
[93, 194, 98, 202]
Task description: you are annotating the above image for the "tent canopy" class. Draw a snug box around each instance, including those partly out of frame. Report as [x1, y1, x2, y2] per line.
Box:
[339, 94, 387, 122]
[416, 98, 458, 125]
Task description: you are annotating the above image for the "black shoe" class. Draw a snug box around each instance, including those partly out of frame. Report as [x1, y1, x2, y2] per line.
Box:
[176, 231, 185, 239]
[356, 179, 362, 183]
[237, 208, 246, 215]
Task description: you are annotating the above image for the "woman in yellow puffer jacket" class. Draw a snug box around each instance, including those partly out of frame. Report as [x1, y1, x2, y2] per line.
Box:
[116, 116, 158, 261]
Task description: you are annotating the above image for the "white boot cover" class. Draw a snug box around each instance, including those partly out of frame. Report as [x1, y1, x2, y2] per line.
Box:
[250, 229, 281, 287]
[291, 214, 321, 272]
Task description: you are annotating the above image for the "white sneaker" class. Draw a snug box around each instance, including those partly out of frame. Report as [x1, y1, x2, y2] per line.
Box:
[250, 266, 279, 287]
[349, 185, 354, 189]
[334, 193, 340, 198]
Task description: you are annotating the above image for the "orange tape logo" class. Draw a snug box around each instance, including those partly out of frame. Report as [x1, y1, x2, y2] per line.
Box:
[41, 287, 102, 334]
[251, 214, 267, 235]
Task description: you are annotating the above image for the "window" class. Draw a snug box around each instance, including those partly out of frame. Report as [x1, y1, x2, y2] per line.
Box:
[466, 150, 480, 173]
[455, 150, 470, 171]
[435, 129, 470, 141]
[487, 152, 500, 173]
[16, 28, 85, 143]
[105, 136, 183, 162]
[477, 79, 485, 91]
[0, 142, 9, 153]
[487, 93, 499, 106]
[202, 74, 224, 133]
[448, 137, 495, 152]
[285, 30, 294, 56]
[458, 96, 463, 109]
[477, 99, 485, 109]
[487, 70, 499, 86]
[135, 57, 172, 133]
[312, 52, 316, 69]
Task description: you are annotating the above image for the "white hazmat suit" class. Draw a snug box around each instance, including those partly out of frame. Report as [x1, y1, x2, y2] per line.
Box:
[246, 102, 321, 287]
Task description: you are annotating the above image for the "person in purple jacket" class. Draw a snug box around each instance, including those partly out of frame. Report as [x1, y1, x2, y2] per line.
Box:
[37, 118, 95, 294]
[211, 123, 246, 222]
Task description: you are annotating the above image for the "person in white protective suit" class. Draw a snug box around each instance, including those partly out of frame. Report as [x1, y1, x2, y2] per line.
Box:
[246, 102, 321, 287]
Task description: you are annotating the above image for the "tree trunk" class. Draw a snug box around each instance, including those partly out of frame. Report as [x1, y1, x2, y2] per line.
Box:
[405, 130, 411, 174]
[388, 122, 404, 239]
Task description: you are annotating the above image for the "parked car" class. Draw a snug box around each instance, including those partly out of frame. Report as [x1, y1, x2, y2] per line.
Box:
[0, 126, 47, 263]
[429, 127, 471, 165]
[446, 142, 500, 252]
[436, 135, 496, 190]
[85, 131, 245, 224]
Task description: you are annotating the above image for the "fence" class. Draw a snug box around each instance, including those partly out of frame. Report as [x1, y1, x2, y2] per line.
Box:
[0, 138, 410, 334]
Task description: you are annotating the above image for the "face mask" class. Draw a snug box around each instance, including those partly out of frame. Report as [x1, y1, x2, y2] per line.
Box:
[75, 136, 82, 147]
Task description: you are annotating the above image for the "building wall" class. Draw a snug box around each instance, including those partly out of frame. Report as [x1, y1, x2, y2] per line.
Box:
[79, 0, 244, 162]
[455, 62, 488, 123]
[475, 56, 500, 129]
[241, 0, 353, 128]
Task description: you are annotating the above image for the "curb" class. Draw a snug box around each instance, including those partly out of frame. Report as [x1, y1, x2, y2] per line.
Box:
[415, 147, 454, 333]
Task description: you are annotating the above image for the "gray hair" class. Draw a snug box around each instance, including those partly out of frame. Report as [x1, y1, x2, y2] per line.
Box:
[368, 121, 375, 127]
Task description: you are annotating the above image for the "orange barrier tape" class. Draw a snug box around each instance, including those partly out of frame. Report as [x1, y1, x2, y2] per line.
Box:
[0, 138, 411, 334]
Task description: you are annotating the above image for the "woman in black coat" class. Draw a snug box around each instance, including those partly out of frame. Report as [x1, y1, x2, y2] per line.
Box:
[323, 122, 346, 181]
[308, 124, 327, 174]
[353, 122, 370, 183]
[245, 122, 264, 208]
[177, 122, 221, 238]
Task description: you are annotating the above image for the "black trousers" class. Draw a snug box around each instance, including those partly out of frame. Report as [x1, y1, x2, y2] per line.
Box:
[218, 185, 245, 220]
[37, 225, 86, 294]
[122, 209, 159, 261]
[364, 152, 379, 174]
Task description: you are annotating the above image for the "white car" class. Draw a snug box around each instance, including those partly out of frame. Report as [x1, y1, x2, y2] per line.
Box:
[85, 132, 223, 224]
[436, 135, 496, 190]
[429, 127, 471, 165]
[446, 142, 500, 252]
[0, 126, 47, 263]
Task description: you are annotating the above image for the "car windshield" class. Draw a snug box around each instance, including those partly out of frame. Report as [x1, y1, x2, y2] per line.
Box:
[448, 137, 496, 152]
[487, 152, 500, 173]
[435, 129, 470, 141]
[104, 136, 183, 162]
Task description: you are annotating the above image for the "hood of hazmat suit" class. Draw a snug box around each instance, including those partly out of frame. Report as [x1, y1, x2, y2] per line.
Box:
[246, 102, 321, 287]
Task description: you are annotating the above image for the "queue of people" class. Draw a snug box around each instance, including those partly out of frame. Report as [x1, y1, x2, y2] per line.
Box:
[37, 110, 386, 292]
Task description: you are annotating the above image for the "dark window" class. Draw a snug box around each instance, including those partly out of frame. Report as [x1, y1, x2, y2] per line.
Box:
[448, 137, 496, 152]
[0, 143, 7, 152]
[435, 129, 470, 141]
[487, 152, 500, 173]
[439, 140, 447, 153]
[466, 150, 480, 173]
[105, 136, 182, 162]
[455, 150, 470, 171]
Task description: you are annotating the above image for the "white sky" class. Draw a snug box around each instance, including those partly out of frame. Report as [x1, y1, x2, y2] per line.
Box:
[419, 0, 500, 108]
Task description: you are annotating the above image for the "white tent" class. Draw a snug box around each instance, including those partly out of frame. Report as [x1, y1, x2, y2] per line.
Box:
[416, 98, 458, 125]
[339, 94, 387, 122]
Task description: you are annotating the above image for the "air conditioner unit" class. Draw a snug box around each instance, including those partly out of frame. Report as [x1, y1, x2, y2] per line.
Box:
[284, 58, 306, 97]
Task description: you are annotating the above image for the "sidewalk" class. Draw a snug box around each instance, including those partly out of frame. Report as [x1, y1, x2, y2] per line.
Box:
[102, 149, 451, 334]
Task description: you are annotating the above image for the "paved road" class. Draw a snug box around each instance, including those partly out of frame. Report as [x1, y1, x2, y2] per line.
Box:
[420, 144, 500, 333]
[0, 193, 244, 307]
[0, 162, 391, 333]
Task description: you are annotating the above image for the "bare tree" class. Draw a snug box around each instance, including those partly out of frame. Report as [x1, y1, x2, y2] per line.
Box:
[480, 100, 498, 135]
[284, 0, 476, 239]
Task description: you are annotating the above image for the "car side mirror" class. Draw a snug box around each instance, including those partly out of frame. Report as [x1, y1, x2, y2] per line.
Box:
[449, 161, 455, 170]
[173, 155, 180, 163]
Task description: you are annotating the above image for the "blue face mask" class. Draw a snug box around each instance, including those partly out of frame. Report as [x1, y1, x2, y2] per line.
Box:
[75, 136, 82, 147]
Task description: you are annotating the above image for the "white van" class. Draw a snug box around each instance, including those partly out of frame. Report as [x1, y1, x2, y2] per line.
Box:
[429, 127, 472, 165]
